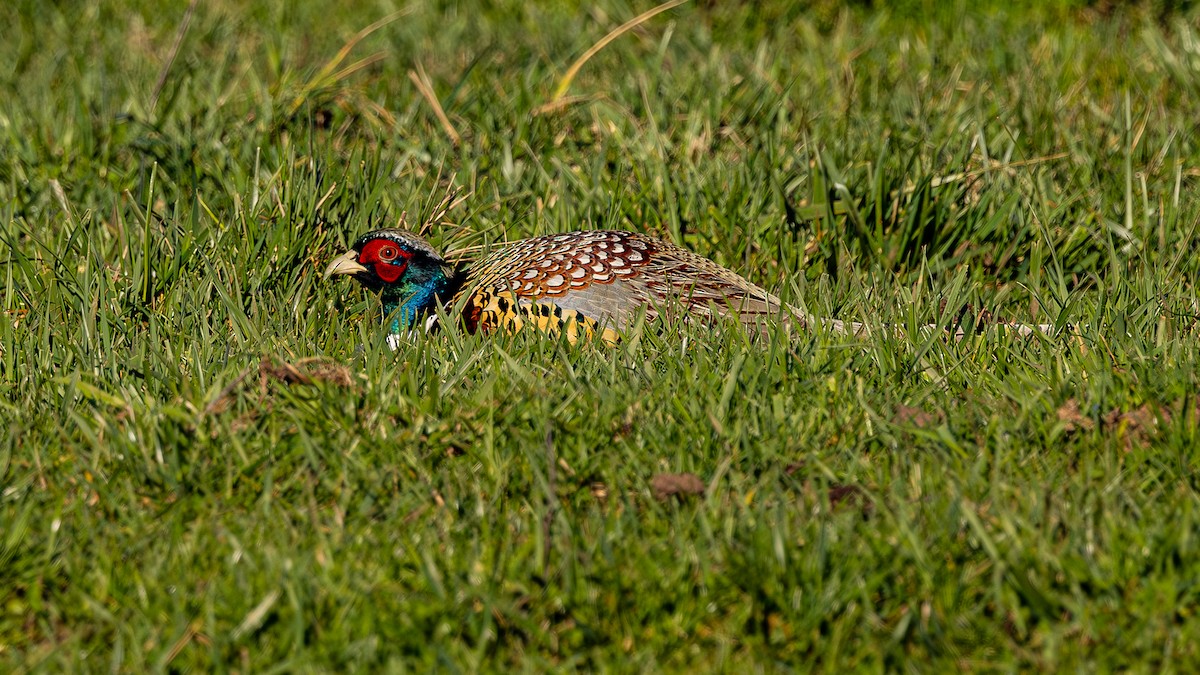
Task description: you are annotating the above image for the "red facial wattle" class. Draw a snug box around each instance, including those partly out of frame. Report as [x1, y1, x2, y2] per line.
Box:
[358, 239, 411, 283]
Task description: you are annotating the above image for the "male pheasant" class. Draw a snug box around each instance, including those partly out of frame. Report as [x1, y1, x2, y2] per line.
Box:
[324, 228, 828, 344]
[324, 228, 1058, 344]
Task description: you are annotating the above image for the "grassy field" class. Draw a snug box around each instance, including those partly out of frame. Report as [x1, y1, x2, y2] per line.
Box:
[4, 0, 1200, 669]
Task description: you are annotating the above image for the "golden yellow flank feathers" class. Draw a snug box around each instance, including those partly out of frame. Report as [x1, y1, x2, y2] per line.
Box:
[472, 289, 620, 346]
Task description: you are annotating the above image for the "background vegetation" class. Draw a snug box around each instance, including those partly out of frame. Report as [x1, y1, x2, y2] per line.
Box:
[4, 0, 1200, 669]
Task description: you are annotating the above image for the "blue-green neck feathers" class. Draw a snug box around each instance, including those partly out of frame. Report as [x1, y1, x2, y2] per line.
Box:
[380, 265, 456, 333]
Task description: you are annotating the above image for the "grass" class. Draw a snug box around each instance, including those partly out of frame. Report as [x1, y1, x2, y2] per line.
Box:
[3, 0, 1200, 669]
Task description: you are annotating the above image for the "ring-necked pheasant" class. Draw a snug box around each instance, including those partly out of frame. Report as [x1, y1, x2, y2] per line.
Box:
[324, 228, 1057, 345]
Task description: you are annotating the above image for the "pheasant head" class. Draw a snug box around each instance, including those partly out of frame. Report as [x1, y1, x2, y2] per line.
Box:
[324, 229, 462, 331]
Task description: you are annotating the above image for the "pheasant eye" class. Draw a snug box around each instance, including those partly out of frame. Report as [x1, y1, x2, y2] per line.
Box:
[379, 245, 399, 261]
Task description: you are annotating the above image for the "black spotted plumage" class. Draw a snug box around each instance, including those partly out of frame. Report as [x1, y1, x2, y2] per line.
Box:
[454, 230, 791, 341]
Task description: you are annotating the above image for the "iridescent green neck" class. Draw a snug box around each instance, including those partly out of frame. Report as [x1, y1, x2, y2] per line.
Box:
[380, 264, 459, 333]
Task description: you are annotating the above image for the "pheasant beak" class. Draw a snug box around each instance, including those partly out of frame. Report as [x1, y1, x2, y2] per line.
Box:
[324, 250, 368, 279]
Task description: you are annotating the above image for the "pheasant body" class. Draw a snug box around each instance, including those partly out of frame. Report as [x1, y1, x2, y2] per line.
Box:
[325, 228, 792, 344]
